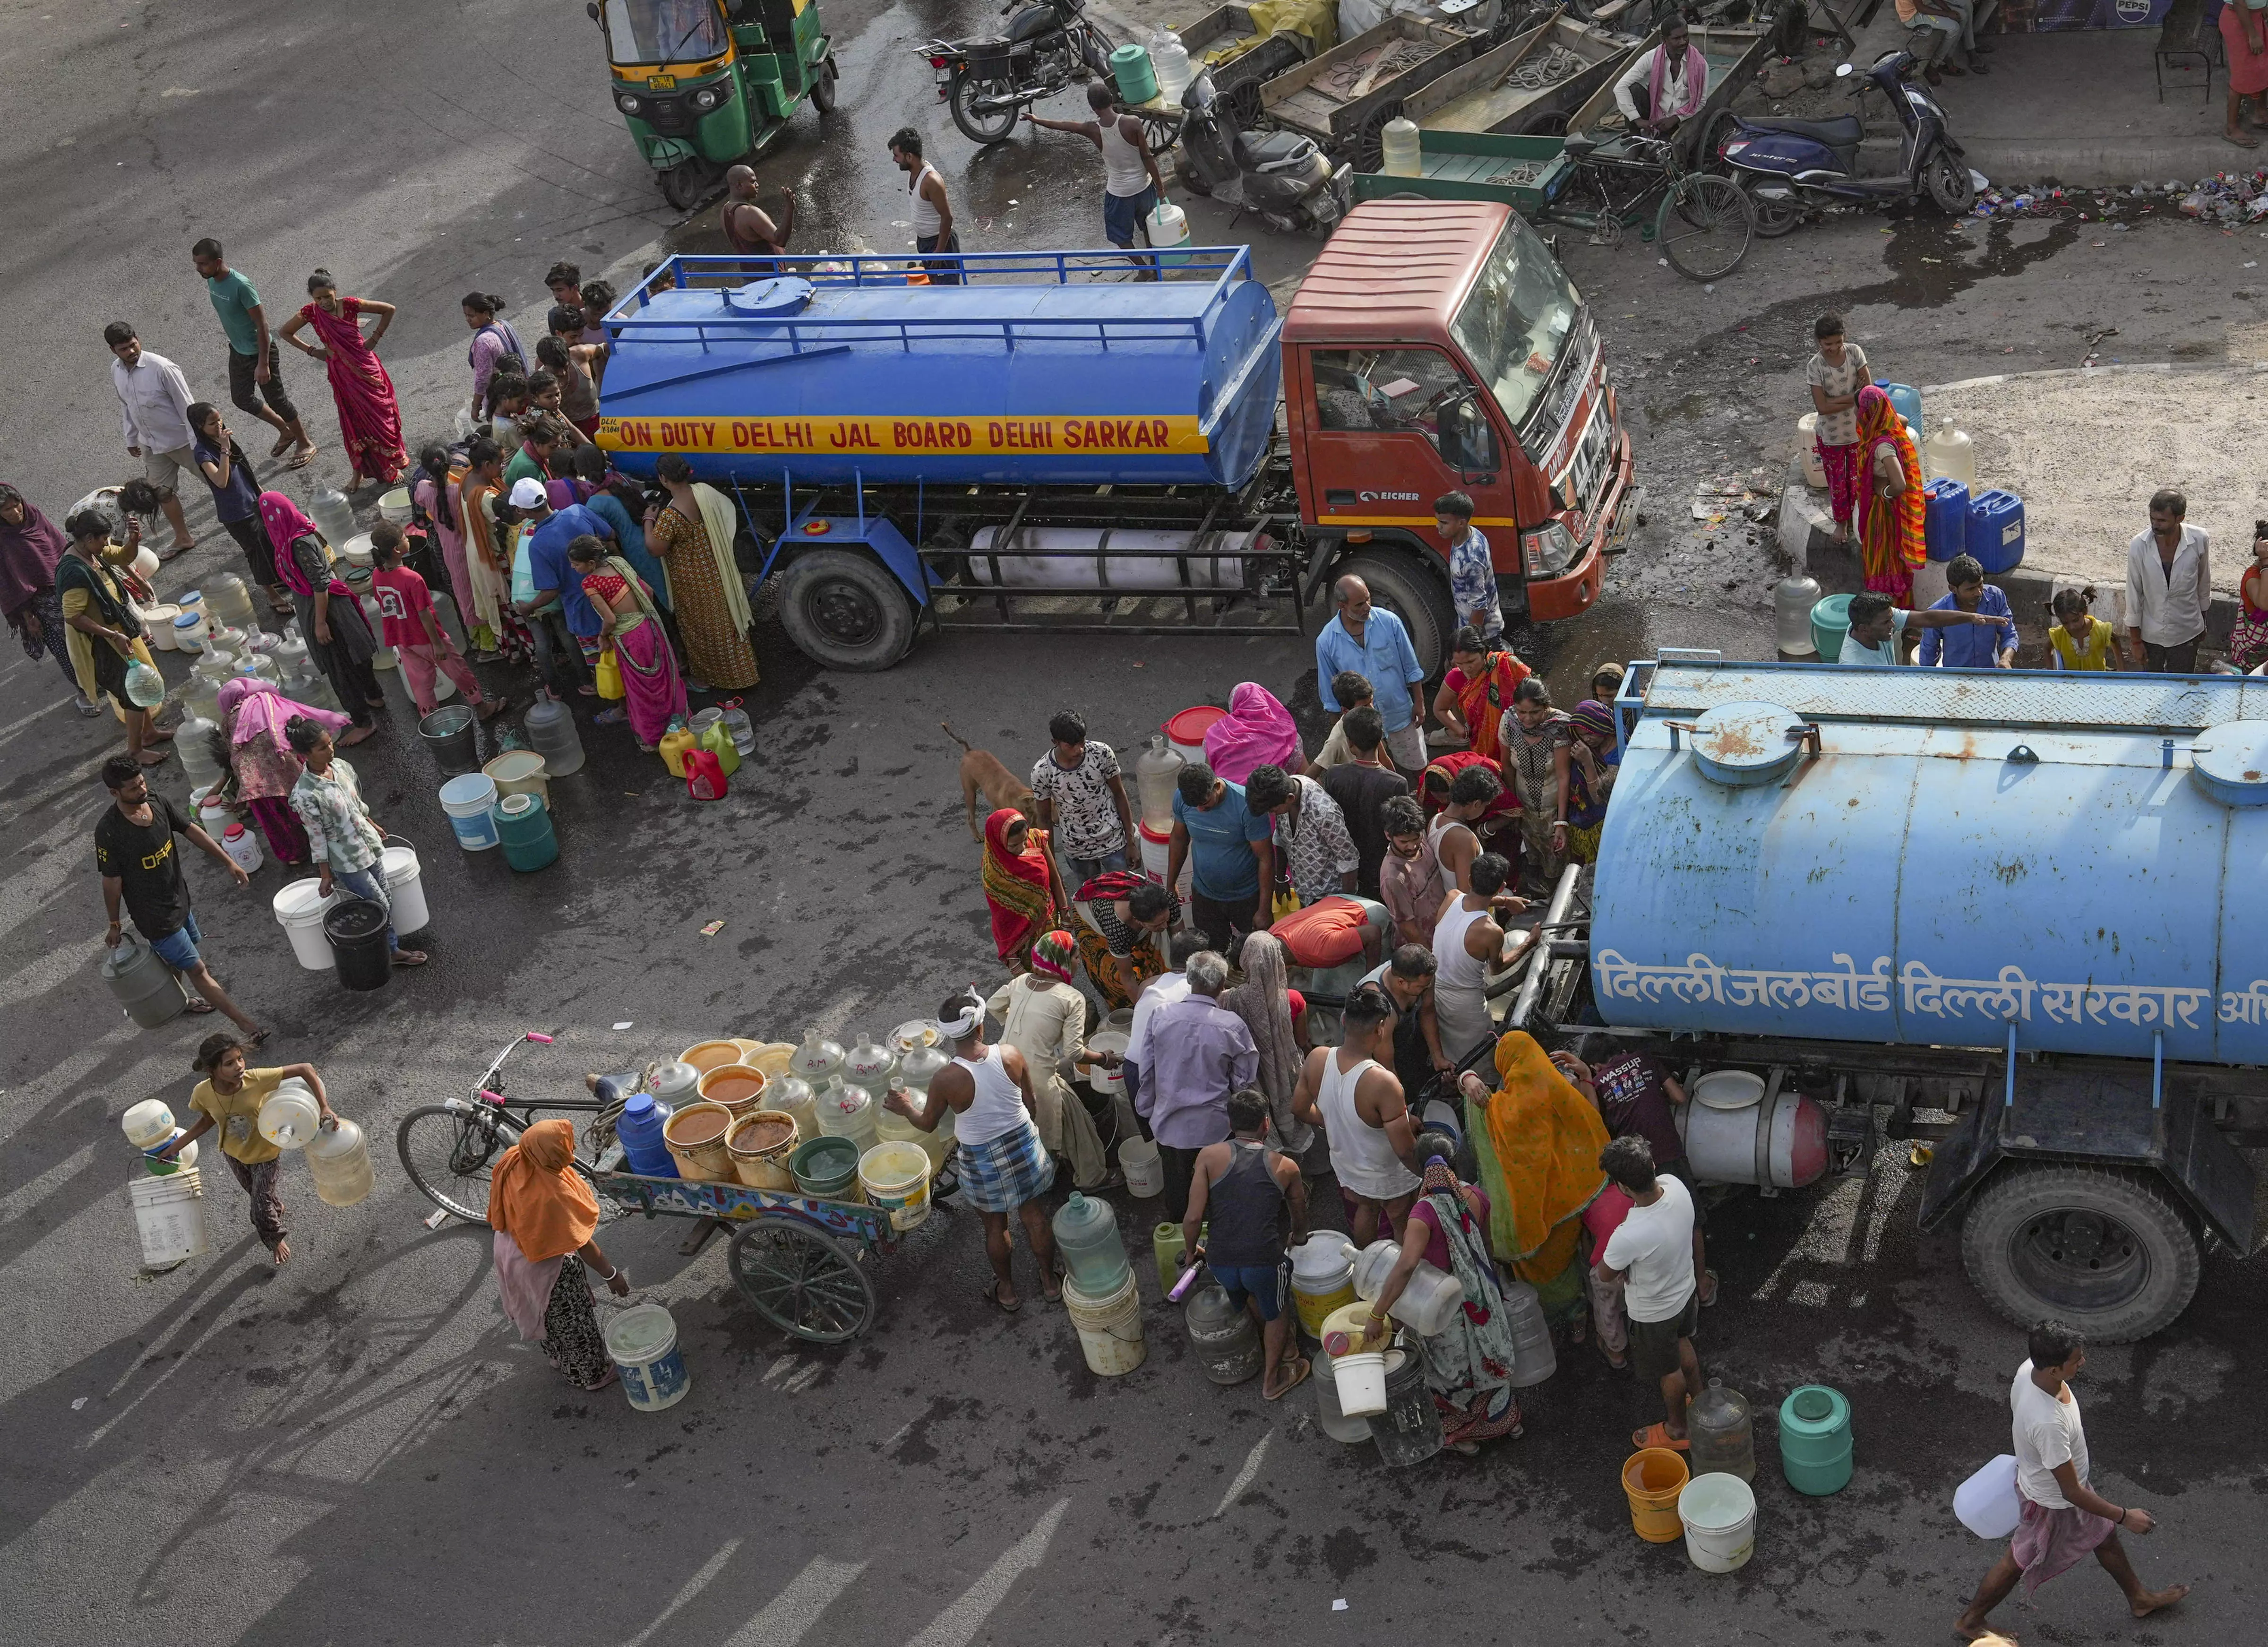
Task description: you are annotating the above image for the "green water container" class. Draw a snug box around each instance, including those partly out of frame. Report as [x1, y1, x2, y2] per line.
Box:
[1778, 1384, 1853, 1495]
[790, 1134, 862, 1200]
[1810, 593, 1855, 664]
[1109, 43, 1158, 105]
[492, 791, 560, 873]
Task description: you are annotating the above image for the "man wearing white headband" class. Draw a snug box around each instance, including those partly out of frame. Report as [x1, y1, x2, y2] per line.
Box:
[886, 989, 1061, 1313]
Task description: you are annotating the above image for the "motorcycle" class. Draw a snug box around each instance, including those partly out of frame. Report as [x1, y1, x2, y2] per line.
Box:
[1707, 50, 1975, 236]
[1174, 69, 1352, 235]
[919, 0, 1118, 146]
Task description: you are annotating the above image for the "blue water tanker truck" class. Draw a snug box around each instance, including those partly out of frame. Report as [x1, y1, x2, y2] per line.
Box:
[1505, 655, 2264, 1342]
[595, 207, 1637, 672]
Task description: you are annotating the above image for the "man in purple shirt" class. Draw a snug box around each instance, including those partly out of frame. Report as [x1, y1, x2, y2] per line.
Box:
[1136, 949, 1258, 1220]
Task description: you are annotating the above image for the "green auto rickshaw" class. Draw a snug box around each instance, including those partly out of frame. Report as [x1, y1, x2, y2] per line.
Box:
[586, 0, 838, 207]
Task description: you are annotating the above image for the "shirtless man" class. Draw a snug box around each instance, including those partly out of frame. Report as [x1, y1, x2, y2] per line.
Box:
[721, 165, 795, 273]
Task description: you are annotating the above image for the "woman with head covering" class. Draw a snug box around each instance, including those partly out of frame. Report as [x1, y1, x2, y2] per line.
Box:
[1219, 931, 1315, 1158]
[1432, 626, 1531, 762]
[1202, 681, 1303, 784]
[1500, 678, 1574, 892]
[1589, 660, 1626, 707]
[0, 482, 95, 714]
[987, 931, 1118, 1188]
[211, 677, 348, 865]
[1855, 383, 1925, 603]
[57, 508, 169, 763]
[455, 437, 530, 663]
[568, 533, 684, 750]
[1364, 1138, 1525, 1453]
[488, 1119, 630, 1389]
[1464, 1031, 1610, 1324]
[1562, 699, 1621, 865]
[1066, 870, 1174, 1011]
[981, 808, 1064, 975]
[278, 269, 406, 488]
[644, 454, 758, 691]
[262, 490, 383, 740]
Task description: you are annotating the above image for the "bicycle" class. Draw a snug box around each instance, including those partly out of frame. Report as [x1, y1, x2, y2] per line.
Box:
[1542, 130, 1755, 282]
[396, 1031, 616, 1223]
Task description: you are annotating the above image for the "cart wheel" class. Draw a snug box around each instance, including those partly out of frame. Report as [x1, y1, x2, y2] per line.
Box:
[1141, 107, 1186, 156]
[811, 55, 839, 115]
[1520, 110, 1570, 138]
[729, 1218, 876, 1342]
[1226, 80, 1263, 131]
[1656, 172, 1753, 281]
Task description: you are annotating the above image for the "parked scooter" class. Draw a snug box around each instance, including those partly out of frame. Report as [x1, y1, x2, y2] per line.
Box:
[1708, 50, 1975, 235]
[1175, 69, 1352, 235]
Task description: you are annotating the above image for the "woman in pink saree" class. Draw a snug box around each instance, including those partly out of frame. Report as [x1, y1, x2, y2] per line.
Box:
[568, 535, 686, 751]
[1203, 681, 1304, 783]
[278, 269, 406, 488]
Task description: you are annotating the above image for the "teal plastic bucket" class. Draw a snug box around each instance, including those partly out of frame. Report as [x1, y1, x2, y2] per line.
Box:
[1779, 1384, 1854, 1495]
[1811, 593, 1855, 664]
[790, 1135, 861, 1200]
[492, 791, 559, 873]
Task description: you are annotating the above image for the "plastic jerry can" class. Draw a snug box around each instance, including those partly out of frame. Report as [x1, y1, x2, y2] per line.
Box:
[1923, 477, 1969, 562]
[1966, 489, 2025, 575]
[658, 726, 695, 778]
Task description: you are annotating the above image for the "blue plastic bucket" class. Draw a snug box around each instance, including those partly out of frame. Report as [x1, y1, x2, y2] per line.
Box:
[1923, 477, 1969, 561]
[1967, 489, 2025, 575]
[604, 1302, 691, 1411]
[438, 773, 499, 851]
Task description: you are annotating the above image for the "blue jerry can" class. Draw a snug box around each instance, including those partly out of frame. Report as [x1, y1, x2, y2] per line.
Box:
[1967, 489, 2025, 574]
[1924, 477, 1969, 562]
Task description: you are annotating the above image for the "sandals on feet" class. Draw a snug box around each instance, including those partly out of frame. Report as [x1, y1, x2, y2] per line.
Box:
[982, 1279, 1022, 1314]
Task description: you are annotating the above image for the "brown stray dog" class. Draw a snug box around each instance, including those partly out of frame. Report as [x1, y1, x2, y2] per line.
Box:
[942, 722, 1036, 841]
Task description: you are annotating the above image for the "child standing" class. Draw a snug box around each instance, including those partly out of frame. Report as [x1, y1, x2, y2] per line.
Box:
[369, 523, 503, 720]
[2045, 586, 2124, 672]
[1805, 313, 1872, 547]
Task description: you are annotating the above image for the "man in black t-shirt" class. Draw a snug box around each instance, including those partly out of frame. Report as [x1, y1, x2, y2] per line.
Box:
[94, 755, 265, 1041]
[1320, 706, 1410, 899]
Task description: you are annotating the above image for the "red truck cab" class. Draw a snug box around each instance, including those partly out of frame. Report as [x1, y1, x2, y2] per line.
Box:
[1283, 199, 1636, 668]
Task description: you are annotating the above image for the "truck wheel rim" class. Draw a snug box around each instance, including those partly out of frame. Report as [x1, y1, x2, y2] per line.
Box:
[807, 577, 882, 647]
[2012, 1208, 2147, 1315]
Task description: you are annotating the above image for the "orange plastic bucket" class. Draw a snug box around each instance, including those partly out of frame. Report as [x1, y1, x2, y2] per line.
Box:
[1623, 1448, 1691, 1543]
[697, 1062, 769, 1120]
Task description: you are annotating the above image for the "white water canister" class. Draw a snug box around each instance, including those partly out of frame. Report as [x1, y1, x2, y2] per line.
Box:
[1925, 414, 1977, 489]
[1796, 412, 1828, 490]
[1381, 115, 1422, 176]
[272, 878, 339, 970]
[1149, 28, 1192, 101]
[130, 1168, 210, 1267]
[1954, 1454, 2022, 1539]
[258, 1076, 323, 1147]
[605, 1302, 692, 1411]
[196, 790, 234, 839]
[173, 609, 209, 653]
[220, 822, 264, 874]
[144, 601, 181, 649]
[1149, 199, 1194, 268]
[304, 1114, 375, 1207]
[439, 773, 501, 851]
[378, 841, 430, 935]
[122, 1100, 177, 1149]
[1349, 1238, 1465, 1336]
[1679, 1473, 1757, 1572]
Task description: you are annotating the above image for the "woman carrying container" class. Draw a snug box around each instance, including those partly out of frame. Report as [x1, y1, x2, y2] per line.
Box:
[568, 533, 683, 750]
[284, 716, 427, 967]
[58, 508, 169, 766]
[643, 454, 757, 691]
[157, 1034, 331, 1265]
[1365, 1134, 1524, 1454]
[489, 1118, 632, 1389]
[261, 490, 382, 742]
[211, 677, 345, 866]
[1855, 383, 1926, 604]
[1433, 627, 1531, 763]
[986, 931, 1118, 1189]
[1465, 1032, 1610, 1326]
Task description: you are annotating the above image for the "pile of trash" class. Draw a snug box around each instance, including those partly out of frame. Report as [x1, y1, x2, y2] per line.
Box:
[1969, 174, 2268, 225]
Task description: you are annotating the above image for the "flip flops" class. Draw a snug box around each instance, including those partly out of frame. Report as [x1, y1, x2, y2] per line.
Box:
[1632, 1422, 1690, 1451]
[982, 1279, 1022, 1314]
[1265, 1356, 1312, 1400]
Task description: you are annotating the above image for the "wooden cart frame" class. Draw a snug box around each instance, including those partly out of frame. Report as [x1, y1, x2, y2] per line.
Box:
[1399, 11, 1638, 137]
[1177, 2, 1314, 127]
[1260, 14, 1485, 169]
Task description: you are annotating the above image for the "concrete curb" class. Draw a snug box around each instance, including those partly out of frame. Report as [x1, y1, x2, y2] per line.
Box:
[1922, 362, 2268, 395]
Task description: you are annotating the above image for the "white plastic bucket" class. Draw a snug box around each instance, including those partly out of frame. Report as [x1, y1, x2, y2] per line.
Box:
[1679, 1472, 1758, 1572]
[121, 1099, 177, 1149]
[144, 602, 182, 649]
[857, 1140, 933, 1231]
[379, 842, 430, 935]
[1328, 1349, 1388, 1416]
[1061, 1271, 1147, 1376]
[439, 773, 500, 851]
[604, 1302, 691, 1411]
[1138, 822, 1172, 881]
[129, 1168, 209, 1267]
[1954, 1454, 2022, 1539]
[1118, 1135, 1164, 1197]
[272, 878, 339, 971]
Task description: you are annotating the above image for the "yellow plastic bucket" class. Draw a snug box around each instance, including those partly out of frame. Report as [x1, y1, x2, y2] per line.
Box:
[1293, 1276, 1358, 1342]
[1624, 1448, 1692, 1544]
[679, 1039, 744, 1076]
[857, 1141, 933, 1230]
[697, 1062, 769, 1120]
[662, 1101, 735, 1181]
[726, 1110, 799, 1190]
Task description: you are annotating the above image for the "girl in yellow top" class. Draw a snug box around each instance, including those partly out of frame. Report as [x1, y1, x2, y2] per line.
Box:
[156, 1034, 334, 1265]
[2045, 586, 2123, 671]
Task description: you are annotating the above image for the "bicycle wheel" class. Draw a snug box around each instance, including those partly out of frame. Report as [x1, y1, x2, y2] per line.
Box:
[397, 1103, 517, 1222]
[1657, 172, 1753, 281]
[729, 1219, 876, 1343]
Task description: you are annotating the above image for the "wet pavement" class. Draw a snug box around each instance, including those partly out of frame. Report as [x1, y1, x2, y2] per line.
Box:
[7, 6, 2268, 1645]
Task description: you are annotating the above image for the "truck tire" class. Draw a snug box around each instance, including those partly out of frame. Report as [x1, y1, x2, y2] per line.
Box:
[1959, 1164, 2201, 1344]
[1332, 547, 1455, 680]
[778, 550, 918, 672]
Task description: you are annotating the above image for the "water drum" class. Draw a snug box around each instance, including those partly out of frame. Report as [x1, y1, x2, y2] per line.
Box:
[378, 842, 431, 936]
[1372, 1346, 1443, 1468]
[272, 879, 340, 970]
[604, 1302, 692, 1412]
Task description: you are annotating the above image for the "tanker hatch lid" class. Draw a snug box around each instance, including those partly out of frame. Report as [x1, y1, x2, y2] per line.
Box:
[2188, 721, 2268, 806]
[1687, 701, 1804, 787]
[722, 276, 815, 317]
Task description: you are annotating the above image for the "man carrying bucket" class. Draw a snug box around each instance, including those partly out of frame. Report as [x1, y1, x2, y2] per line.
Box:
[1182, 1087, 1310, 1400]
[157, 1035, 332, 1265]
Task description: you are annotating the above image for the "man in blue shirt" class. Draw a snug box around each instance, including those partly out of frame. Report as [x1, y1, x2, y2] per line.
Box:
[1917, 554, 2019, 668]
[1166, 762, 1275, 950]
[1314, 574, 1428, 776]
[507, 476, 615, 700]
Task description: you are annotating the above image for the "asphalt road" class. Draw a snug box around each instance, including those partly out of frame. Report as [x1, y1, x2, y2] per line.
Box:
[5, 6, 2264, 1644]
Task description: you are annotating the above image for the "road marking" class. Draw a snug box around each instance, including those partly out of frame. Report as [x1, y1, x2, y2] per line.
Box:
[905, 1499, 1070, 1647]
[721, 1555, 867, 1647]
[1211, 1431, 1272, 1519]
[761, 1354, 801, 1386]
[879, 1417, 915, 1450]
[622, 1538, 740, 1647]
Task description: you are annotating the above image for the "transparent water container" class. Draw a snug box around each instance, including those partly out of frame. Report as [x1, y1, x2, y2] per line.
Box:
[817, 1081, 878, 1154]
[897, 1040, 951, 1093]
[1349, 1239, 1464, 1337]
[1150, 30, 1192, 103]
[241, 654, 281, 686]
[1052, 1190, 1133, 1294]
[286, 661, 342, 714]
[1381, 116, 1422, 177]
[769, 1073, 820, 1142]
[181, 671, 223, 727]
[523, 695, 585, 776]
[1687, 1378, 1756, 1482]
[176, 716, 223, 791]
[876, 1078, 953, 1171]
[204, 572, 259, 632]
[1134, 733, 1184, 832]
[789, 1027, 845, 1086]
[1501, 1277, 1557, 1386]
[722, 706, 755, 755]
[305, 1115, 375, 1207]
[843, 1034, 897, 1089]
[310, 483, 357, 548]
[1924, 414, 1977, 490]
[1774, 574, 1823, 658]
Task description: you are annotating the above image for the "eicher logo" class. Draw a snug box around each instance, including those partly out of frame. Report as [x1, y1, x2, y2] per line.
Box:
[1358, 490, 1420, 502]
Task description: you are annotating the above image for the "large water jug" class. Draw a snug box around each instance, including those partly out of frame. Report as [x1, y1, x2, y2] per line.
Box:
[523, 695, 585, 776]
[257, 1076, 322, 1147]
[1794, 412, 1827, 489]
[205, 572, 259, 632]
[272, 632, 309, 674]
[286, 660, 343, 714]
[1773, 575, 1822, 658]
[122, 1099, 177, 1149]
[817, 1081, 879, 1155]
[1501, 1277, 1557, 1386]
[305, 1114, 376, 1207]
[1134, 733, 1184, 832]
[789, 1026, 845, 1086]
[176, 716, 224, 790]
[843, 1033, 897, 1090]
[1381, 116, 1422, 177]
[1185, 1282, 1264, 1383]
[1966, 489, 2025, 576]
[1148, 199, 1193, 268]
[876, 1077, 952, 1170]
[1052, 1190, 1133, 1294]
[102, 935, 188, 1029]
[768, 1073, 821, 1142]
[897, 1039, 951, 1093]
[1923, 476, 1970, 562]
[1954, 1454, 2022, 1539]
[1881, 382, 1922, 431]
[617, 1090, 679, 1176]
[241, 654, 280, 686]
[310, 483, 357, 548]
[1349, 1239, 1464, 1337]
[1924, 414, 1976, 490]
[1687, 1378, 1756, 1482]
[1150, 29, 1192, 103]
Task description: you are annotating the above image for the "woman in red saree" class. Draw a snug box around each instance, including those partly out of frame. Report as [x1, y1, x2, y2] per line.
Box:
[980, 808, 1063, 974]
[1432, 625, 1531, 762]
[279, 270, 406, 488]
[1854, 384, 1925, 603]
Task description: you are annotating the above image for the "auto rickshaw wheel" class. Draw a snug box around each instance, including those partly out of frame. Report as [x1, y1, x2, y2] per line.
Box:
[660, 158, 716, 210]
[811, 55, 839, 114]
